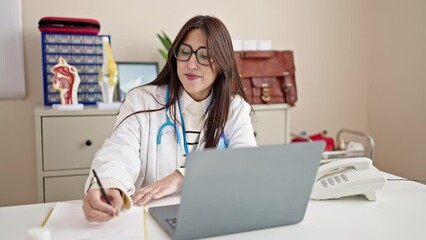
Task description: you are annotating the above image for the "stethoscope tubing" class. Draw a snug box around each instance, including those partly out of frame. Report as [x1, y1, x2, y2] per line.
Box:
[155, 86, 228, 181]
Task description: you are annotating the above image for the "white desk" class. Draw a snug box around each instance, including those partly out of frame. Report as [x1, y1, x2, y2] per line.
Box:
[1, 175, 425, 240]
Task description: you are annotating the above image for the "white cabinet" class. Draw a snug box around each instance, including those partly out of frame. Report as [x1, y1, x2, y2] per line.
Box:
[35, 107, 117, 203]
[35, 104, 289, 203]
[252, 104, 290, 145]
[44, 175, 88, 203]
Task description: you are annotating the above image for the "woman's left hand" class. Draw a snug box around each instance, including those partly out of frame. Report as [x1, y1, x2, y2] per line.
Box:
[132, 170, 183, 206]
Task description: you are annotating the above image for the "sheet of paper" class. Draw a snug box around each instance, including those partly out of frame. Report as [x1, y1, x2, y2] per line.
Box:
[44, 202, 145, 240]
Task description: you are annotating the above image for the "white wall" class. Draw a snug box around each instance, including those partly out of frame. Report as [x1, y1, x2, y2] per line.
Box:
[0, 0, 423, 206]
[367, 0, 426, 180]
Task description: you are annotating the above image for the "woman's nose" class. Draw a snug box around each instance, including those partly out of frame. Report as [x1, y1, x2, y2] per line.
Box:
[187, 53, 199, 69]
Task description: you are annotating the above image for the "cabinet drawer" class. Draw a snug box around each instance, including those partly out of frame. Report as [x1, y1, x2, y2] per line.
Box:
[42, 115, 116, 171]
[252, 108, 287, 145]
[44, 175, 88, 202]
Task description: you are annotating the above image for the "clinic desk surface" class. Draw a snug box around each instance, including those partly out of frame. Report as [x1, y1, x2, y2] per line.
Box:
[1, 174, 425, 240]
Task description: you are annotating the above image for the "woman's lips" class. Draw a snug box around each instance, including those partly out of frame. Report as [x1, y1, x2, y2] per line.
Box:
[185, 74, 200, 81]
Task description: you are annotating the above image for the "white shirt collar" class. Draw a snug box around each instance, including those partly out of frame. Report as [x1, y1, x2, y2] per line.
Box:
[179, 89, 213, 114]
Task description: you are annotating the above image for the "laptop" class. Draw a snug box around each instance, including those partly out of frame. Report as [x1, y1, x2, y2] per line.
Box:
[149, 142, 324, 240]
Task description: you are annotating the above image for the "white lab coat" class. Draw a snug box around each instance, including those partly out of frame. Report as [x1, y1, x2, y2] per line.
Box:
[84, 84, 256, 200]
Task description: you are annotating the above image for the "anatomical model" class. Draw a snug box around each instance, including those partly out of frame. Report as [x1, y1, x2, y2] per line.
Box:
[51, 57, 81, 105]
[98, 36, 118, 103]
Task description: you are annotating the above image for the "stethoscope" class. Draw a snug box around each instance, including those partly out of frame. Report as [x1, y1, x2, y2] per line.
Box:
[155, 86, 228, 181]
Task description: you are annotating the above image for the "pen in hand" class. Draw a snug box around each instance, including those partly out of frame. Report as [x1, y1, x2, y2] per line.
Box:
[92, 169, 118, 217]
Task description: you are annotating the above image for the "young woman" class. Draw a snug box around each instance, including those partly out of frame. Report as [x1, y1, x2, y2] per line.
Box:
[83, 15, 257, 222]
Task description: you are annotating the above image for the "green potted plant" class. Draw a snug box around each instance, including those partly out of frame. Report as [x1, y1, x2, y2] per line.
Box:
[157, 31, 172, 60]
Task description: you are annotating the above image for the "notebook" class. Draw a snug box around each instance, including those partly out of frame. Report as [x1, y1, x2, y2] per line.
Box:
[149, 142, 324, 240]
[44, 202, 146, 240]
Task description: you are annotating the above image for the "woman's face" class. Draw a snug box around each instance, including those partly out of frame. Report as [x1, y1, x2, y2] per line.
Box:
[176, 29, 218, 101]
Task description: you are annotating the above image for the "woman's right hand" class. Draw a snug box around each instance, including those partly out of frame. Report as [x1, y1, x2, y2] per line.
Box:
[83, 188, 123, 222]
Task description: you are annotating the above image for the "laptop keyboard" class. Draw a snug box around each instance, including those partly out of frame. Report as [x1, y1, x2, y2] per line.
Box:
[165, 217, 178, 230]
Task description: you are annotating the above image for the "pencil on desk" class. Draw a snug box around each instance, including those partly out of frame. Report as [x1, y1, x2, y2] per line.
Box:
[144, 206, 148, 240]
[92, 169, 118, 218]
[41, 207, 54, 227]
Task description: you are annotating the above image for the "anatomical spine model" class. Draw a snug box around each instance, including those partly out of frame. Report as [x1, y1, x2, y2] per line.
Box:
[51, 57, 81, 105]
[98, 36, 118, 103]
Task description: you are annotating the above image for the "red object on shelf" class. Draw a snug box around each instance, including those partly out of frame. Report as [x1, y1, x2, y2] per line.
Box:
[38, 17, 100, 34]
[291, 132, 335, 151]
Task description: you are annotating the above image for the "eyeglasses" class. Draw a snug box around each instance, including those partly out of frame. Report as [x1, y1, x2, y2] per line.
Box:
[174, 43, 213, 66]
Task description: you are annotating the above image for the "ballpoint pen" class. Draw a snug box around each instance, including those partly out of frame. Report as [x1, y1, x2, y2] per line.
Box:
[92, 169, 118, 217]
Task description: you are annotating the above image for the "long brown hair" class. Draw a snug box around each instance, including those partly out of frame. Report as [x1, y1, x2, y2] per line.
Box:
[119, 15, 246, 148]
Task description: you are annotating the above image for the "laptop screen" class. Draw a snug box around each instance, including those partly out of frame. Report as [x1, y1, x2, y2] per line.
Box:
[150, 142, 324, 240]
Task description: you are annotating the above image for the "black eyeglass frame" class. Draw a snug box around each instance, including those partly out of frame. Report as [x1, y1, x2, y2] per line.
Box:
[174, 43, 213, 66]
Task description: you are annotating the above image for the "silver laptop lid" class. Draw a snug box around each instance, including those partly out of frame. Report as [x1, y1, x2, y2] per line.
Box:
[174, 142, 324, 240]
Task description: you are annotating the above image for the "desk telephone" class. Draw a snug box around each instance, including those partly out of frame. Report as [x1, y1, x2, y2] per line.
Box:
[311, 157, 386, 201]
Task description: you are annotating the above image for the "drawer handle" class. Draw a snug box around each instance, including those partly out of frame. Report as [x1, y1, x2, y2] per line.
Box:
[85, 140, 92, 146]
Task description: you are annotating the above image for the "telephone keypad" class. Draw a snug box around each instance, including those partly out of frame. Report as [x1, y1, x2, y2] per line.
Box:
[320, 174, 349, 188]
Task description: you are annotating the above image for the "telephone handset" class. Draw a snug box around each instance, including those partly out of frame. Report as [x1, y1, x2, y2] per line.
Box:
[311, 157, 386, 201]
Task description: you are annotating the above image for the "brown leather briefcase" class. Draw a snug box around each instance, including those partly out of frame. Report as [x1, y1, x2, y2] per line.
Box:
[234, 50, 297, 106]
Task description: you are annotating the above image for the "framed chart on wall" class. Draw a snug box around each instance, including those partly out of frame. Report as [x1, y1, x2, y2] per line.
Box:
[117, 62, 159, 101]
